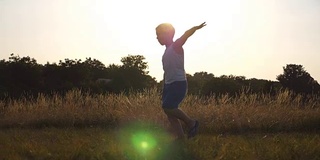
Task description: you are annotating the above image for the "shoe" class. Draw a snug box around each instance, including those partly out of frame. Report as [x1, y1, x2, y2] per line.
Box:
[187, 120, 199, 139]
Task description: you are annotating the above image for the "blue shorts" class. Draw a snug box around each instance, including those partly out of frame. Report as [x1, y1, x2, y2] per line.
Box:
[162, 81, 187, 109]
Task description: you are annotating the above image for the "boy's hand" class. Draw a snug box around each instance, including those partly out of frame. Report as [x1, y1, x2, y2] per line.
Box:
[174, 22, 207, 49]
[195, 22, 206, 30]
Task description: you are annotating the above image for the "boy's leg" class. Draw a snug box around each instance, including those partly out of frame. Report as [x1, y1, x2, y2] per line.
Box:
[166, 114, 184, 139]
[164, 108, 196, 131]
[162, 81, 198, 138]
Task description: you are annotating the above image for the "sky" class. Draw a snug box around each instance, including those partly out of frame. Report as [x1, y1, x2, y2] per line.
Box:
[1, 0, 319, 82]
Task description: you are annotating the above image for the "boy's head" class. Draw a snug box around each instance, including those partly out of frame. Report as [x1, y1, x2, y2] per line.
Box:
[156, 23, 175, 46]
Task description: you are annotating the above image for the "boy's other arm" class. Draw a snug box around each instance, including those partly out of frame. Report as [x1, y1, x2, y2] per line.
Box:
[174, 22, 206, 49]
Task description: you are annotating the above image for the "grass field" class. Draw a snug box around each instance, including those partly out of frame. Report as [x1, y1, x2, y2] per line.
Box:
[0, 89, 319, 160]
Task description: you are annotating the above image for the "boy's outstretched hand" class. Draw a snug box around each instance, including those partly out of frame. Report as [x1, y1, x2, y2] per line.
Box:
[195, 22, 206, 30]
[174, 22, 207, 48]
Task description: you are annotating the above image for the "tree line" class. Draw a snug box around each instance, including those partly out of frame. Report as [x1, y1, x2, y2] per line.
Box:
[0, 54, 319, 99]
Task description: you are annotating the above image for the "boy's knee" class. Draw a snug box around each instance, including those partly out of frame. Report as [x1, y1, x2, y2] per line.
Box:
[163, 108, 175, 115]
[164, 109, 176, 120]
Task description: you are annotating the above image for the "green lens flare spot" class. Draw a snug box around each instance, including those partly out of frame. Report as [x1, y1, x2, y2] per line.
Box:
[141, 141, 148, 149]
[132, 132, 157, 153]
[118, 121, 171, 159]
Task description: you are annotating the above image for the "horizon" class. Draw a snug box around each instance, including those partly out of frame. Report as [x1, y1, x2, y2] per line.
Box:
[0, 53, 314, 83]
[1, 0, 319, 82]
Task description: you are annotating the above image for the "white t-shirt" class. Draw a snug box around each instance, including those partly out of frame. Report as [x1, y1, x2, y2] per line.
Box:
[162, 44, 187, 84]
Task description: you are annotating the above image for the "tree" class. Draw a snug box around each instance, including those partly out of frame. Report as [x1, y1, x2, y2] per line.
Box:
[187, 72, 214, 95]
[2, 54, 43, 97]
[202, 77, 242, 96]
[105, 55, 156, 93]
[0, 59, 9, 97]
[277, 64, 319, 94]
[121, 55, 148, 75]
[43, 57, 109, 93]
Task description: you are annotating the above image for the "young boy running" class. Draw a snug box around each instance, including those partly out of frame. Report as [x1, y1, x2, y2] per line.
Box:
[156, 22, 206, 140]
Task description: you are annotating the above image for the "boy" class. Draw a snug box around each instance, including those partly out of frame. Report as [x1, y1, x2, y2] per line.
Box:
[156, 22, 206, 140]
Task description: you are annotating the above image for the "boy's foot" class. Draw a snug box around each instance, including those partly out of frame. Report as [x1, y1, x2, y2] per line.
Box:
[187, 120, 199, 139]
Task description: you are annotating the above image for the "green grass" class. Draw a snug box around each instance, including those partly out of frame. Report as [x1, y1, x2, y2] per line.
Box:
[0, 127, 319, 160]
[0, 89, 319, 159]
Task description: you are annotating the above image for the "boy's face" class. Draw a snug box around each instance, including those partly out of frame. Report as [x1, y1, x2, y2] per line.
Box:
[156, 31, 166, 45]
[156, 30, 171, 46]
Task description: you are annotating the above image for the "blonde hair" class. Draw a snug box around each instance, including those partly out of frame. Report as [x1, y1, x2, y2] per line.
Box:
[156, 23, 175, 38]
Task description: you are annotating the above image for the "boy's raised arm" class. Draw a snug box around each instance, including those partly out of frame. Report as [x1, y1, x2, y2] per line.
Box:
[174, 22, 206, 49]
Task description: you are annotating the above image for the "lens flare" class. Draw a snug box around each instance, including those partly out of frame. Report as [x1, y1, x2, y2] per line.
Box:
[141, 141, 148, 148]
[131, 132, 157, 154]
[118, 121, 172, 159]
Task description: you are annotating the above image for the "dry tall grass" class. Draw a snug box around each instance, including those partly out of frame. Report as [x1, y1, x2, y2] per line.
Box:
[1, 88, 319, 133]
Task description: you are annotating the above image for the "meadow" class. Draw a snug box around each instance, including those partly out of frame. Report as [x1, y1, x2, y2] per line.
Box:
[0, 88, 319, 160]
